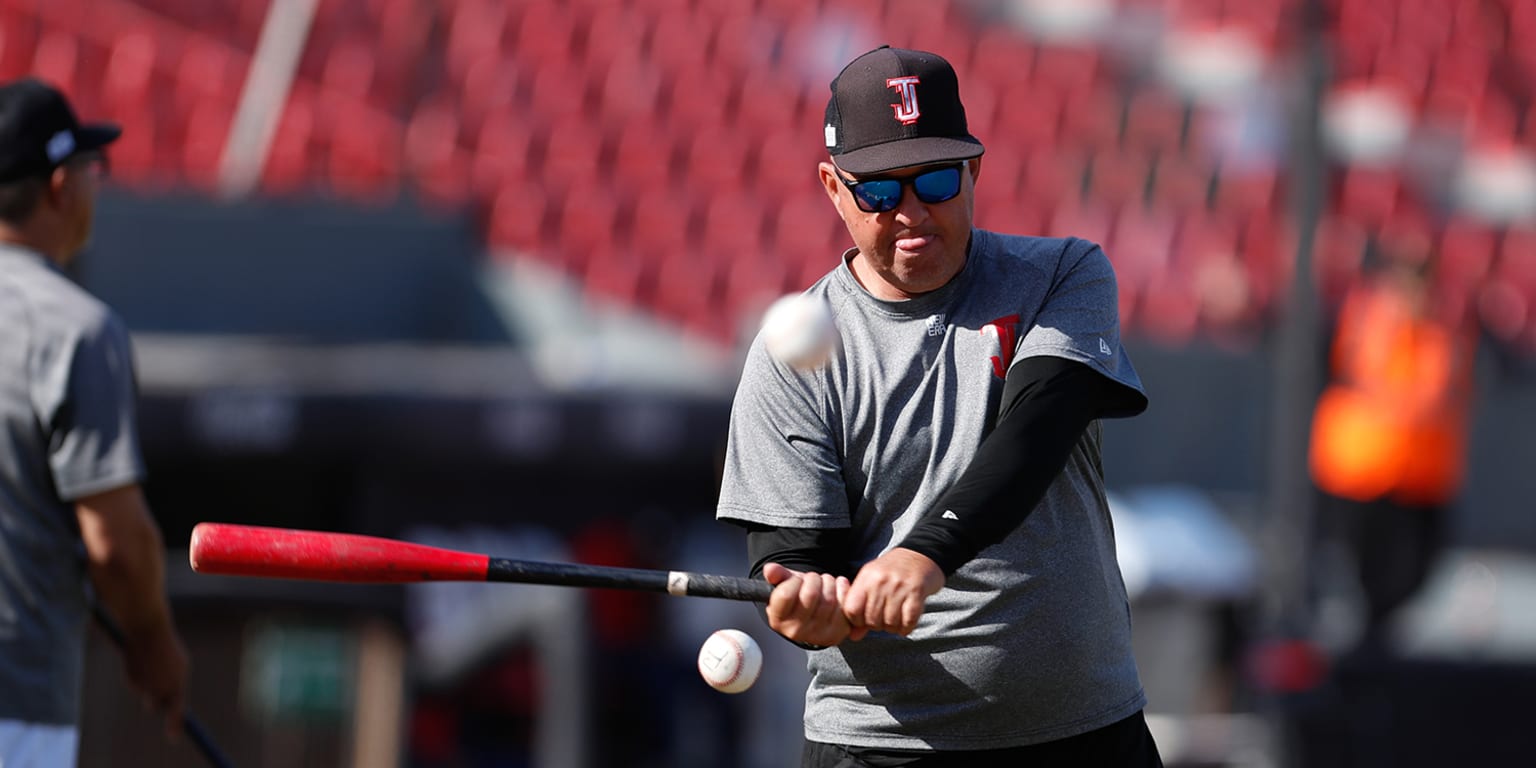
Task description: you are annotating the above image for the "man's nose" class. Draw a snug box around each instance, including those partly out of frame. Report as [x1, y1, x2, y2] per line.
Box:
[892, 187, 929, 225]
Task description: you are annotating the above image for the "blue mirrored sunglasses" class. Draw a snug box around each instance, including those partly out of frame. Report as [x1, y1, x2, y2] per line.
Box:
[836, 163, 963, 213]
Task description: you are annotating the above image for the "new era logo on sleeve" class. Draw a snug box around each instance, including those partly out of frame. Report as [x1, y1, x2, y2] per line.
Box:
[941, 510, 959, 520]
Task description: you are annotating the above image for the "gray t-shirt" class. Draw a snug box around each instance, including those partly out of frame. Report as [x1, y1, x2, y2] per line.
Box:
[718, 230, 1147, 750]
[0, 244, 146, 725]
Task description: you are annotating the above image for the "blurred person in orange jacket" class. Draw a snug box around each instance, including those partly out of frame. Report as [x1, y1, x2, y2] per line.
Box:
[1308, 231, 1476, 649]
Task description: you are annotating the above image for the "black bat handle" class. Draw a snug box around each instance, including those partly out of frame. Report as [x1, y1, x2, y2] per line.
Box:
[485, 558, 775, 603]
[89, 601, 235, 768]
[671, 571, 775, 602]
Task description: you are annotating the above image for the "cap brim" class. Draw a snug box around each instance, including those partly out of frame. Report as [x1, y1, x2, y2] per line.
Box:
[833, 135, 985, 175]
[76, 123, 122, 152]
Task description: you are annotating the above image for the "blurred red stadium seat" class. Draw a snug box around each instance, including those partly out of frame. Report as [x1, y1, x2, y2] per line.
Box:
[1137, 275, 1201, 345]
[650, 246, 725, 338]
[1021, 146, 1088, 202]
[106, 106, 162, 187]
[662, 67, 734, 133]
[700, 191, 766, 255]
[1058, 87, 1122, 152]
[611, 115, 675, 187]
[261, 91, 320, 195]
[1372, 43, 1433, 99]
[324, 104, 401, 203]
[721, 250, 791, 330]
[1212, 165, 1280, 214]
[173, 37, 241, 124]
[1436, 218, 1497, 294]
[974, 191, 1046, 239]
[967, 27, 1034, 89]
[1176, 211, 1241, 272]
[0, 11, 37, 80]
[1476, 276, 1528, 343]
[455, 52, 520, 132]
[541, 115, 604, 189]
[554, 180, 622, 274]
[321, 37, 377, 105]
[487, 179, 549, 253]
[769, 191, 839, 265]
[975, 142, 1025, 200]
[444, 0, 510, 84]
[1122, 90, 1186, 154]
[753, 0, 828, 24]
[1086, 147, 1153, 207]
[733, 76, 804, 138]
[528, 63, 590, 120]
[583, 5, 649, 72]
[100, 30, 157, 119]
[1047, 201, 1114, 245]
[629, 184, 695, 256]
[594, 52, 664, 123]
[512, 2, 579, 64]
[1496, 226, 1536, 293]
[749, 132, 823, 198]
[1335, 167, 1403, 229]
[1033, 45, 1101, 93]
[1110, 206, 1177, 284]
[1150, 152, 1213, 210]
[31, 28, 79, 98]
[470, 107, 537, 199]
[646, 11, 712, 74]
[881, 0, 953, 50]
[991, 81, 1062, 149]
[711, 12, 779, 75]
[179, 99, 232, 192]
[1312, 215, 1370, 306]
[680, 123, 751, 190]
[583, 241, 648, 307]
[405, 100, 472, 209]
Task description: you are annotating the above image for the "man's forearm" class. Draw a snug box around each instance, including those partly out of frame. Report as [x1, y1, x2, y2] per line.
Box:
[76, 485, 176, 639]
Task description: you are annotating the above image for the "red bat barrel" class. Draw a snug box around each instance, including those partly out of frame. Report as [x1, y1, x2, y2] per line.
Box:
[189, 523, 491, 583]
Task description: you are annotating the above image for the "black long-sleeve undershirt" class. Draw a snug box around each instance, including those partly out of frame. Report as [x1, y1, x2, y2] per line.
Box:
[742, 356, 1147, 580]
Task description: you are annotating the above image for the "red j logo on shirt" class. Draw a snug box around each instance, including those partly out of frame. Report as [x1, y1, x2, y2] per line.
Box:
[887, 76, 921, 125]
[982, 315, 1021, 379]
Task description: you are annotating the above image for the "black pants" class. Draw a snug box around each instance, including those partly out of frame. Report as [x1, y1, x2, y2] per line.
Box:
[1316, 491, 1445, 641]
[802, 710, 1163, 767]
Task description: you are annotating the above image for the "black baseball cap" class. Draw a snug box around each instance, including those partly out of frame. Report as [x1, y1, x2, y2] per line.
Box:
[824, 46, 984, 175]
[0, 78, 120, 183]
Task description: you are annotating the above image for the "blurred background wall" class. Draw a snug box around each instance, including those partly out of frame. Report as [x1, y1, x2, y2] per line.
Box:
[4, 0, 1536, 765]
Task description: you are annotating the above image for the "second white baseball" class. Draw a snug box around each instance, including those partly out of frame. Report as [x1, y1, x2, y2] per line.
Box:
[760, 292, 836, 370]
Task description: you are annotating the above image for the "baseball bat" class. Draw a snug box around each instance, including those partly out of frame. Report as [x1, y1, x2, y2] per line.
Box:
[189, 523, 774, 603]
[89, 600, 235, 768]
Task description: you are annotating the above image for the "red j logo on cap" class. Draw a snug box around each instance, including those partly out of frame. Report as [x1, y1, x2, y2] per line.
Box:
[887, 76, 921, 125]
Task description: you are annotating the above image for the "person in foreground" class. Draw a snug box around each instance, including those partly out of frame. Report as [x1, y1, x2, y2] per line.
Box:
[717, 47, 1163, 767]
[0, 78, 189, 765]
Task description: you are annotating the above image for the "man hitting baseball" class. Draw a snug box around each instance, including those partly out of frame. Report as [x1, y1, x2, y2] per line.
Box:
[717, 47, 1163, 766]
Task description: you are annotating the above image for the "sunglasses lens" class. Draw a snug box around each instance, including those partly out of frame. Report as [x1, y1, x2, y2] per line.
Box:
[913, 166, 961, 204]
[853, 180, 902, 212]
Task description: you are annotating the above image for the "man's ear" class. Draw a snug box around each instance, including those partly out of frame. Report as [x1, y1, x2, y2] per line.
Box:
[44, 164, 71, 209]
[818, 161, 842, 205]
[968, 156, 982, 184]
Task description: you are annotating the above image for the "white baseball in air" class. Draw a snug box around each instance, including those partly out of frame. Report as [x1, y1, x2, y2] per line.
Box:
[760, 292, 836, 369]
[697, 628, 763, 694]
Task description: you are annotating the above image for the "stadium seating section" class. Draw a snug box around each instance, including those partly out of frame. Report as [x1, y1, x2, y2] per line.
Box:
[2, 0, 1533, 351]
